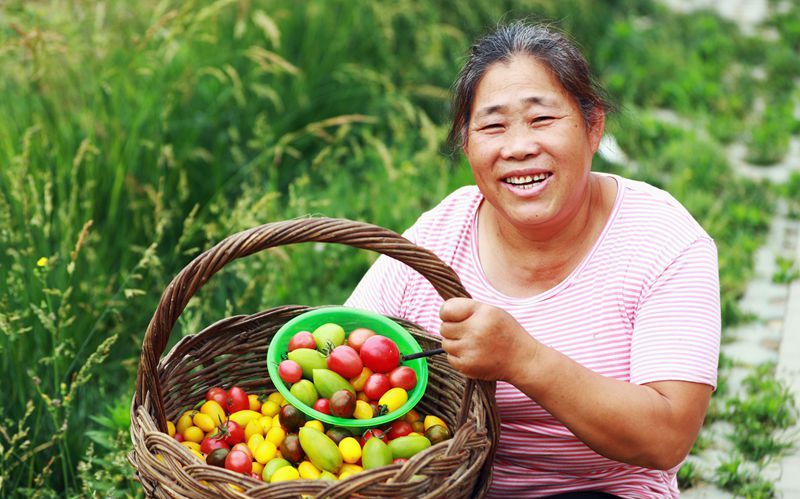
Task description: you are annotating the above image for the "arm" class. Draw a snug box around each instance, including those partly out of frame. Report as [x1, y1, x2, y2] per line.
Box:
[439, 238, 720, 470]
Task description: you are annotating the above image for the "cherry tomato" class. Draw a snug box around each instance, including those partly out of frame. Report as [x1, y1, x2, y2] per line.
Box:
[359, 428, 388, 446]
[388, 366, 417, 391]
[360, 336, 400, 373]
[231, 442, 254, 461]
[227, 386, 250, 414]
[278, 360, 303, 384]
[288, 331, 316, 351]
[327, 345, 363, 379]
[225, 449, 252, 474]
[313, 398, 331, 415]
[206, 387, 228, 408]
[346, 328, 376, 352]
[387, 420, 413, 440]
[363, 373, 391, 401]
[173, 432, 185, 443]
[218, 420, 245, 446]
[200, 434, 230, 455]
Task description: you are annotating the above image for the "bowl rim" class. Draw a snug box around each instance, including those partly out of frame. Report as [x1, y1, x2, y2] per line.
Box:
[267, 306, 429, 429]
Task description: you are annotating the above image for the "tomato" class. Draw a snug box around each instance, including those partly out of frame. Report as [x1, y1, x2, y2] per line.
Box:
[346, 327, 376, 352]
[359, 428, 388, 446]
[218, 420, 245, 446]
[392, 458, 409, 464]
[288, 331, 316, 351]
[313, 398, 331, 415]
[232, 442, 254, 461]
[200, 434, 230, 455]
[278, 360, 303, 384]
[206, 387, 228, 407]
[327, 345, 363, 379]
[329, 390, 356, 418]
[225, 449, 252, 474]
[362, 373, 391, 401]
[199, 400, 227, 426]
[173, 432, 185, 443]
[349, 367, 373, 392]
[360, 336, 400, 373]
[227, 386, 250, 414]
[338, 437, 362, 464]
[206, 447, 229, 467]
[387, 420, 413, 440]
[388, 366, 417, 391]
[378, 388, 408, 413]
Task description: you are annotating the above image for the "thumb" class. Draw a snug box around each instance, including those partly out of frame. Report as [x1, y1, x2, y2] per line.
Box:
[439, 297, 476, 323]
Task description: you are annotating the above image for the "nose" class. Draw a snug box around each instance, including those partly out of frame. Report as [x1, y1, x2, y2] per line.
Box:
[500, 124, 540, 161]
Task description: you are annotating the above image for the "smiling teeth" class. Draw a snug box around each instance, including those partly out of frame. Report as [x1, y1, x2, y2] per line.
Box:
[505, 173, 549, 185]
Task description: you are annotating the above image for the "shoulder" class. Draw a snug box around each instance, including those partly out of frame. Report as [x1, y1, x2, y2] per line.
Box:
[405, 185, 481, 246]
[612, 175, 712, 249]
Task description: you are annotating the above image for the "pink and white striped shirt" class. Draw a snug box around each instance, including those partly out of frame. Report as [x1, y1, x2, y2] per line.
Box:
[346, 174, 720, 498]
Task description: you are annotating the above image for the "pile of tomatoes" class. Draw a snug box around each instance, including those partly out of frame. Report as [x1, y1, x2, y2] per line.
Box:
[166, 385, 452, 483]
[277, 323, 418, 420]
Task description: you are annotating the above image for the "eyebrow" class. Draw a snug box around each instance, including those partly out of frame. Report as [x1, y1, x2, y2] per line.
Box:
[473, 96, 555, 119]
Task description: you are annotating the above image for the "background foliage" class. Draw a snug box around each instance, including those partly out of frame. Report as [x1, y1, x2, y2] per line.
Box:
[1, 0, 798, 496]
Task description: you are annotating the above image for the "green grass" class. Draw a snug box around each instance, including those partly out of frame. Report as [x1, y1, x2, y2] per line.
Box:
[1, 0, 799, 495]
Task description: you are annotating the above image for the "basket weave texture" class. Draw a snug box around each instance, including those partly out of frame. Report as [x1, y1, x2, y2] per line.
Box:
[129, 217, 500, 498]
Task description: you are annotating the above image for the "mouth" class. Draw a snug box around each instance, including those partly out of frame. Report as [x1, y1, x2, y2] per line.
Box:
[502, 172, 553, 190]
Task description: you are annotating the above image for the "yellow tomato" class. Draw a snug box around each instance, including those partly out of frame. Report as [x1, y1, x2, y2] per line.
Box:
[423, 415, 448, 432]
[193, 413, 216, 433]
[272, 414, 281, 427]
[353, 400, 373, 420]
[338, 437, 361, 464]
[247, 434, 266, 455]
[270, 465, 300, 483]
[248, 394, 262, 412]
[378, 388, 408, 413]
[166, 421, 176, 437]
[298, 461, 321, 479]
[228, 410, 262, 427]
[245, 419, 264, 441]
[182, 426, 204, 443]
[338, 471, 356, 480]
[339, 463, 363, 475]
[181, 441, 201, 452]
[303, 420, 324, 433]
[176, 414, 194, 435]
[267, 392, 284, 406]
[251, 461, 264, 476]
[261, 400, 280, 417]
[258, 416, 273, 433]
[266, 426, 286, 447]
[349, 367, 373, 391]
[189, 448, 205, 462]
[199, 400, 226, 425]
[254, 441, 278, 464]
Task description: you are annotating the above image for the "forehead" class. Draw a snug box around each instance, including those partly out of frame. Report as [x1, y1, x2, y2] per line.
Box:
[471, 54, 571, 114]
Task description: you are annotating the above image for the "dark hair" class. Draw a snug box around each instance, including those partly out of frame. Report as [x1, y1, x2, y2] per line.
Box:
[447, 21, 614, 150]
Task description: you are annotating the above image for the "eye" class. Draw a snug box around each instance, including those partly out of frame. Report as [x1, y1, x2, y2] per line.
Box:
[480, 123, 504, 132]
[532, 116, 555, 124]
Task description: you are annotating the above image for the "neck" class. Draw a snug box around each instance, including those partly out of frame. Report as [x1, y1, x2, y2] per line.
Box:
[478, 173, 609, 295]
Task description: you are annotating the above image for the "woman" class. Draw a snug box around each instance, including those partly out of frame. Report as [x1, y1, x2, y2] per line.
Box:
[347, 21, 720, 498]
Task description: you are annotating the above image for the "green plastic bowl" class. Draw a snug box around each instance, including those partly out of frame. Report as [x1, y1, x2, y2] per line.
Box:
[267, 306, 428, 430]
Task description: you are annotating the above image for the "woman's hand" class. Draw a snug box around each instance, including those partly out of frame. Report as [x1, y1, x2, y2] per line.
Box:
[439, 297, 538, 382]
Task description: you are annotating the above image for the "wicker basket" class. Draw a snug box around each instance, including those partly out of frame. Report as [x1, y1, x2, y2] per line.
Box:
[129, 217, 500, 498]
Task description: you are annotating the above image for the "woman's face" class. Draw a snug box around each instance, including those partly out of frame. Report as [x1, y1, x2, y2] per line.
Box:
[464, 54, 604, 233]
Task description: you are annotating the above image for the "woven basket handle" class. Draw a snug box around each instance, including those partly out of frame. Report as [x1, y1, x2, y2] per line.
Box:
[135, 217, 477, 431]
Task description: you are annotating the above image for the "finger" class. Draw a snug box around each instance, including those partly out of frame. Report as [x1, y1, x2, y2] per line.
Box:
[439, 297, 475, 323]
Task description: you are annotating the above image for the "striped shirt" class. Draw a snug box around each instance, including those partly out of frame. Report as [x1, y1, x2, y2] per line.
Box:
[346, 174, 721, 497]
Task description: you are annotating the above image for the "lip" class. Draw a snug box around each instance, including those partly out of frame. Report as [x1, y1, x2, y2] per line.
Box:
[500, 170, 553, 197]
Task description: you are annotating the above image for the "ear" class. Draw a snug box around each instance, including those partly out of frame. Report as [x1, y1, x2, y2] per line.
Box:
[588, 110, 606, 154]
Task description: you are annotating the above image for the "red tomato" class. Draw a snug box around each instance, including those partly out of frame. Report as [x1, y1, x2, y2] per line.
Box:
[347, 327, 376, 352]
[206, 387, 228, 408]
[226, 386, 250, 414]
[387, 420, 413, 440]
[359, 428, 388, 446]
[327, 345, 363, 379]
[313, 398, 331, 415]
[388, 366, 417, 391]
[173, 432, 184, 442]
[288, 331, 316, 351]
[218, 420, 245, 446]
[392, 458, 409, 464]
[278, 360, 303, 383]
[200, 434, 230, 455]
[224, 449, 252, 474]
[231, 442, 253, 461]
[360, 336, 400, 373]
[363, 373, 392, 401]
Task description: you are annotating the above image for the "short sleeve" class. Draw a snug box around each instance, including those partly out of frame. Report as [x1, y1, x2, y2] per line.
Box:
[629, 237, 721, 388]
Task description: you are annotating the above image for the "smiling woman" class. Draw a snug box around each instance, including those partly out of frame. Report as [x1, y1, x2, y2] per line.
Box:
[346, 20, 721, 498]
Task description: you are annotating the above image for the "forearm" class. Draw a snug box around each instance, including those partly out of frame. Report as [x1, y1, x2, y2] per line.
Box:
[508, 337, 709, 470]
